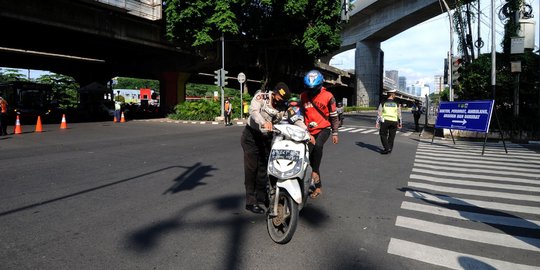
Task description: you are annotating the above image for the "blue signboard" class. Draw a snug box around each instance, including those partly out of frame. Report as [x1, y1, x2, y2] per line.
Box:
[435, 100, 494, 132]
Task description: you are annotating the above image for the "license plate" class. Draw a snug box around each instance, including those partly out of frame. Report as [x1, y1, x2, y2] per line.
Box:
[270, 149, 300, 160]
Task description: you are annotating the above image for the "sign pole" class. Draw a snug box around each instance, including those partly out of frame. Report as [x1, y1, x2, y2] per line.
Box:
[237, 72, 246, 119]
[240, 82, 243, 119]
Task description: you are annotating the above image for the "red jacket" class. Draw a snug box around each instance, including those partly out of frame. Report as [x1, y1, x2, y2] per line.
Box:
[300, 87, 339, 135]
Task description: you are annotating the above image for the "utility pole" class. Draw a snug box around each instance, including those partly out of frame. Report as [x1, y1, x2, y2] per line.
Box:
[220, 34, 225, 118]
[491, 0, 496, 100]
[441, 0, 454, 101]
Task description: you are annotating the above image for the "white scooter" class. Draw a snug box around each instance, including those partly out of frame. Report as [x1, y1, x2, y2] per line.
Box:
[266, 123, 311, 244]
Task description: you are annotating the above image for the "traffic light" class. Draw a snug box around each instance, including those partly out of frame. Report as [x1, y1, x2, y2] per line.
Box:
[221, 69, 228, 86]
[451, 57, 462, 86]
[214, 69, 222, 86]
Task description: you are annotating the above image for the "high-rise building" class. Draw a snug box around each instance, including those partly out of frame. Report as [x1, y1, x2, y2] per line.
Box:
[433, 75, 444, 94]
[398, 76, 406, 91]
[408, 81, 431, 97]
[385, 70, 399, 89]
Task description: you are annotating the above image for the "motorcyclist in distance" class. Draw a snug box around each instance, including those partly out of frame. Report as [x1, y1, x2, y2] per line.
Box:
[336, 102, 344, 127]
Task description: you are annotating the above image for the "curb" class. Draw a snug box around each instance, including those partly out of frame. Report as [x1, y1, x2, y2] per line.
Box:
[137, 118, 248, 126]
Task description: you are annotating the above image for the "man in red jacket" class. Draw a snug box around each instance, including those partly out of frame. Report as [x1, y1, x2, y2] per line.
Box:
[300, 70, 339, 199]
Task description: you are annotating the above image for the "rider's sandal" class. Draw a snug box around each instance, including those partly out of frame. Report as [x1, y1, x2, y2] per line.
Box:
[310, 187, 321, 199]
[309, 177, 322, 199]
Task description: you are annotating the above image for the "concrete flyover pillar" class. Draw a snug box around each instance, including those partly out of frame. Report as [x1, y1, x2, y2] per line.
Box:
[355, 40, 382, 107]
[159, 72, 191, 114]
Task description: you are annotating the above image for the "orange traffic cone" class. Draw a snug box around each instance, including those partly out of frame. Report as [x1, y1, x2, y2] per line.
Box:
[113, 116, 117, 122]
[60, 114, 68, 129]
[14, 115, 22, 134]
[35, 116, 43, 132]
[120, 112, 126, 123]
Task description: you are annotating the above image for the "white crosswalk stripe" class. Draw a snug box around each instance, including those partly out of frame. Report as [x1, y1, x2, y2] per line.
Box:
[388, 139, 540, 269]
[339, 126, 418, 137]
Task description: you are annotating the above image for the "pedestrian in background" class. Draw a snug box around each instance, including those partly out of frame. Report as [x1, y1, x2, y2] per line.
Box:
[376, 89, 402, 154]
[300, 70, 340, 199]
[224, 99, 232, 126]
[0, 96, 8, 136]
[114, 100, 122, 122]
[411, 101, 422, 132]
[240, 82, 291, 214]
[242, 101, 249, 118]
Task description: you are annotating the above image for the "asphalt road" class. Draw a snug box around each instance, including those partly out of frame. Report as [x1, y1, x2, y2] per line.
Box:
[0, 113, 538, 270]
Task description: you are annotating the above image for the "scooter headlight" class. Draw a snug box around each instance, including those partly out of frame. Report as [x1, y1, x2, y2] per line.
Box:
[268, 150, 302, 178]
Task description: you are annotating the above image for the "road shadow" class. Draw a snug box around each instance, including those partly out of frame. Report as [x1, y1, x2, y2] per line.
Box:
[299, 203, 330, 226]
[126, 194, 330, 270]
[125, 195, 249, 270]
[163, 162, 216, 194]
[398, 187, 540, 250]
[0, 163, 208, 217]
[355, 141, 383, 153]
[458, 256, 497, 270]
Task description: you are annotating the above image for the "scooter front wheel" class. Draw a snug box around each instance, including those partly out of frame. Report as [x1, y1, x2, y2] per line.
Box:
[266, 190, 299, 244]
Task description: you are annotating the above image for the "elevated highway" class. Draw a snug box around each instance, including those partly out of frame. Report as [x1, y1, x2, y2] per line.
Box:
[334, 0, 460, 107]
[0, 0, 205, 110]
[1, 0, 439, 111]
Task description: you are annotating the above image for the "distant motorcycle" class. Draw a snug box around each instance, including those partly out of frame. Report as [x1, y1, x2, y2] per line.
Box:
[336, 102, 344, 127]
[266, 123, 311, 244]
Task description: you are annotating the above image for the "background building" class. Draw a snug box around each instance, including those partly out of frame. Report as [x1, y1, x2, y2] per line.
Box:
[407, 81, 431, 97]
[433, 75, 444, 94]
[398, 76, 406, 91]
[385, 70, 399, 90]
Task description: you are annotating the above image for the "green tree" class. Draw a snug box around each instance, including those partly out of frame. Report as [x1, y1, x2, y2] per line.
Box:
[113, 77, 159, 91]
[36, 73, 79, 109]
[164, 0, 344, 86]
[0, 68, 28, 82]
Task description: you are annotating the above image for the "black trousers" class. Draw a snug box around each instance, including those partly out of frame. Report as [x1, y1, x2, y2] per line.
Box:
[224, 112, 231, 124]
[0, 113, 7, 135]
[379, 120, 398, 151]
[308, 128, 331, 174]
[413, 112, 421, 131]
[240, 126, 271, 205]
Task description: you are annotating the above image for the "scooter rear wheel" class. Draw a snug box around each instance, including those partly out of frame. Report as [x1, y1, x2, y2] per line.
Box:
[266, 190, 299, 244]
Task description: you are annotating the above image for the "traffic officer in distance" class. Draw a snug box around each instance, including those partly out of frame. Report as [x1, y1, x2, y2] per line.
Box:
[240, 82, 293, 214]
[376, 89, 402, 154]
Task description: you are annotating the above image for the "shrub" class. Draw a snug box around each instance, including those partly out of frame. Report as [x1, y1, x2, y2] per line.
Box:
[168, 98, 220, 121]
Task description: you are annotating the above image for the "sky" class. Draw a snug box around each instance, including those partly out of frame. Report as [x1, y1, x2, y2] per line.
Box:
[329, 0, 539, 90]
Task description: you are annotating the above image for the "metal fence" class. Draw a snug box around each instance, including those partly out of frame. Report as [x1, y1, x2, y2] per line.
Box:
[94, 0, 162, 20]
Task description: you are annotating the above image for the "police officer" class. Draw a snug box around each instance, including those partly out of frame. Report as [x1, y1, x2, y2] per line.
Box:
[240, 82, 292, 214]
[376, 89, 402, 154]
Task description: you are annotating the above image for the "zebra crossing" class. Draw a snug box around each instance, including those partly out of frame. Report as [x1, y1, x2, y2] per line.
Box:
[387, 139, 540, 269]
[338, 126, 415, 136]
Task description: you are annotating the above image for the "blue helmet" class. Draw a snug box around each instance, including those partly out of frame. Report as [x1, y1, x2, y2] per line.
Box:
[304, 70, 324, 89]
